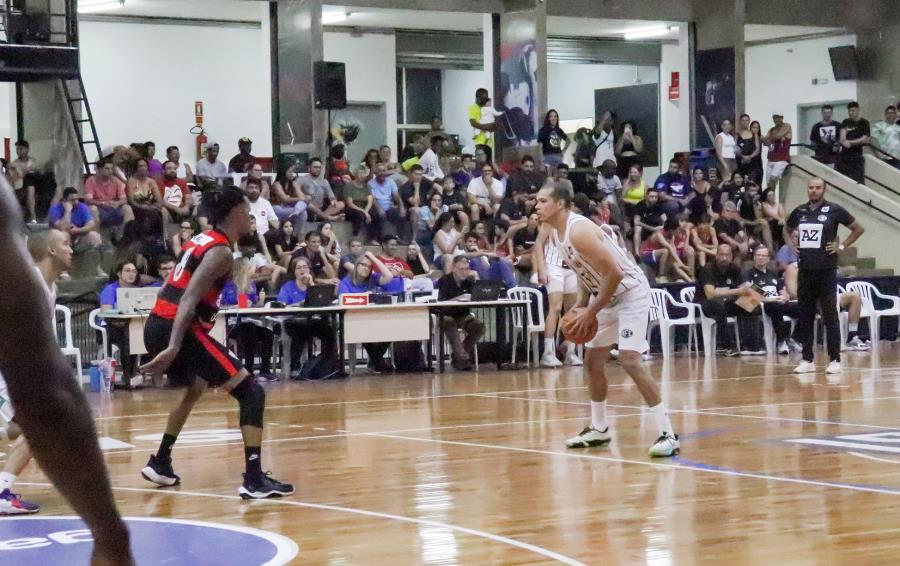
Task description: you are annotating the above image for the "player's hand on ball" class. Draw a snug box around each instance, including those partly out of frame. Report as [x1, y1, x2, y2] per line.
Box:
[562, 307, 598, 345]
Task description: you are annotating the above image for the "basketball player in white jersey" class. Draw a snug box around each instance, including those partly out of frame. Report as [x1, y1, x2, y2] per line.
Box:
[535, 184, 680, 457]
[533, 221, 582, 367]
[0, 229, 72, 514]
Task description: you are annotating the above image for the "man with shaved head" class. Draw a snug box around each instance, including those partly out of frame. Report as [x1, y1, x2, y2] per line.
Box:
[786, 178, 865, 375]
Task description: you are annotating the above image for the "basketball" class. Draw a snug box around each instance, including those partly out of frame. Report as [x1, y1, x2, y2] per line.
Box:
[561, 307, 598, 345]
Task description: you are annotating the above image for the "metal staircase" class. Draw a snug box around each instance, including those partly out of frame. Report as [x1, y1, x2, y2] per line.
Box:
[61, 76, 102, 175]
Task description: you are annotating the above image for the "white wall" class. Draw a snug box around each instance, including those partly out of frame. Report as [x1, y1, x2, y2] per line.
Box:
[746, 33, 858, 155]
[79, 10, 272, 165]
[442, 68, 489, 153]
[324, 31, 397, 156]
[0, 84, 13, 149]
[660, 26, 691, 162]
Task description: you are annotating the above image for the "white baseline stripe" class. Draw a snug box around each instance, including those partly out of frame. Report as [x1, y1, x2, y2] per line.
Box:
[19, 482, 587, 566]
[848, 452, 900, 466]
[784, 438, 900, 454]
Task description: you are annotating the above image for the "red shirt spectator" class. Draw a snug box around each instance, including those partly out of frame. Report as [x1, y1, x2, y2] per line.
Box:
[85, 172, 126, 204]
[156, 160, 193, 222]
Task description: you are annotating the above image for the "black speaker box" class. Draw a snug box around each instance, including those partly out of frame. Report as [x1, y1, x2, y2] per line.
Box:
[314, 61, 347, 110]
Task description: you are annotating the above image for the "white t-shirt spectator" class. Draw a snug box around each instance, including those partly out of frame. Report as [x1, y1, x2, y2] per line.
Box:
[591, 129, 616, 167]
[249, 197, 277, 236]
[716, 132, 737, 159]
[419, 148, 444, 181]
[467, 176, 505, 208]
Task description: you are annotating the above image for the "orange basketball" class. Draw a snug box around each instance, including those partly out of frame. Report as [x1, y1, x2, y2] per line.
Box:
[561, 307, 598, 345]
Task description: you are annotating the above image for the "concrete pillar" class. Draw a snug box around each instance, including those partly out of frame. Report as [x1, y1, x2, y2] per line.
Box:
[856, 25, 900, 120]
[21, 81, 83, 190]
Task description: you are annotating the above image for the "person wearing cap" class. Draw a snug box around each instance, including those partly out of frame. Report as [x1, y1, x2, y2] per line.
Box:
[763, 111, 792, 190]
[228, 137, 255, 173]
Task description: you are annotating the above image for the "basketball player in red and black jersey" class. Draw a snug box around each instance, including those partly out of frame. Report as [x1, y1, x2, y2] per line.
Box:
[139, 186, 293, 499]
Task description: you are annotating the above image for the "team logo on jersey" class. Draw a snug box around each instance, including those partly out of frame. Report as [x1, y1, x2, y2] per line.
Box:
[822, 206, 830, 212]
[621, 329, 633, 338]
[818, 215, 827, 221]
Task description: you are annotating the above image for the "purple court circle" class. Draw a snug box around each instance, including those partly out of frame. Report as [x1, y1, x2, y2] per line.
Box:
[0, 516, 298, 565]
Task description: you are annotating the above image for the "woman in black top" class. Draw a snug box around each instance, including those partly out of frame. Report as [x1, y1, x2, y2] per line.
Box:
[266, 219, 300, 267]
[736, 114, 762, 184]
[686, 167, 722, 225]
[537, 109, 569, 171]
[615, 120, 644, 179]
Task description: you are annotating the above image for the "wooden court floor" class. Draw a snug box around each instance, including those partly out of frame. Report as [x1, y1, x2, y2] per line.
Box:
[9, 343, 900, 565]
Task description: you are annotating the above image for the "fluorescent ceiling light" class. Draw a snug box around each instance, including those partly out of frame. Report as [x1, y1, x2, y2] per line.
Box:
[78, 0, 125, 14]
[623, 26, 676, 40]
[322, 11, 348, 25]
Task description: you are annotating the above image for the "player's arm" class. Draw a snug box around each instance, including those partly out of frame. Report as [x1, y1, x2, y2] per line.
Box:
[533, 223, 549, 284]
[0, 181, 133, 563]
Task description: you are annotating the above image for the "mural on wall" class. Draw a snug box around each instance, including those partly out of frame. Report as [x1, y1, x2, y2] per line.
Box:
[498, 12, 539, 150]
[693, 47, 735, 148]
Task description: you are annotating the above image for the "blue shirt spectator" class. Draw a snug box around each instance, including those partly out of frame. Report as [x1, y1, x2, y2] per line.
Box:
[775, 244, 798, 266]
[338, 276, 378, 295]
[368, 176, 398, 210]
[99, 281, 121, 308]
[277, 280, 308, 305]
[220, 280, 260, 306]
[48, 199, 93, 229]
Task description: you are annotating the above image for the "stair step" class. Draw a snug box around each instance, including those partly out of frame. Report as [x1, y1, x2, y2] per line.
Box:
[853, 257, 877, 270]
[837, 247, 858, 265]
[854, 268, 895, 278]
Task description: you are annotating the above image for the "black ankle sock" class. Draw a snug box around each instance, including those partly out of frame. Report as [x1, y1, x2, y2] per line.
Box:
[157, 433, 177, 460]
[245, 447, 262, 477]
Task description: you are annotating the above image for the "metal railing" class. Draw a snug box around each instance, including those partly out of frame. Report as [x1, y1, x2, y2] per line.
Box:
[784, 161, 900, 225]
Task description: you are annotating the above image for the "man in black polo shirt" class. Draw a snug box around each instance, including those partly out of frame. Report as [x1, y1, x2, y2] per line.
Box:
[437, 255, 485, 371]
[744, 246, 800, 354]
[694, 243, 761, 354]
[632, 188, 665, 257]
[785, 177, 864, 374]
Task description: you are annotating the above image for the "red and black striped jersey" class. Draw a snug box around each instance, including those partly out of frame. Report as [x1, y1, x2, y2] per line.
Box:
[151, 230, 232, 325]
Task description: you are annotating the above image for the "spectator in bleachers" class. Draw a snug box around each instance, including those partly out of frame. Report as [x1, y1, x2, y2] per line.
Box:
[686, 167, 720, 225]
[404, 242, 434, 283]
[506, 155, 545, 217]
[468, 88, 495, 154]
[694, 243, 762, 355]
[591, 111, 616, 169]
[736, 114, 762, 184]
[690, 213, 718, 268]
[246, 178, 278, 236]
[221, 256, 276, 381]
[378, 144, 401, 176]
[715, 119, 737, 180]
[615, 121, 644, 180]
[727, 177, 773, 252]
[319, 222, 342, 266]
[452, 153, 476, 188]
[299, 158, 345, 222]
[153, 254, 176, 285]
[241, 164, 272, 201]
[239, 220, 286, 291]
[715, 201, 750, 259]
[100, 261, 142, 384]
[158, 161, 193, 225]
[271, 163, 309, 228]
[399, 164, 433, 242]
[363, 148, 380, 174]
[292, 230, 338, 285]
[266, 219, 300, 267]
[467, 163, 503, 222]
[554, 163, 570, 181]
[763, 112, 792, 190]
[338, 251, 395, 373]
[511, 212, 540, 272]
[744, 246, 798, 355]
[378, 234, 434, 295]
[417, 191, 447, 252]
[631, 187, 664, 259]
[760, 189, 786, 249]
[463, 232, 516, 289]
[343, 164, 380, 244]
[85, 159, 134, 230]
[277, 256, 338, 376]
[437, 255, 486, 371]
[596, 159, 622, 204]
[640, 215, 694, 282]
[195, 143, 228, 186]
[810, 104, 842, 167]
[419, 136, 445, 182]
[126, 158, 163, 237]
[433, 211, 464, 272]
[838, 101, 870, 184]
[621, 164, 647, 219]
[228, 137, 255, 173]
[653, 158, 692, 216]
[327, 144, 352, 189]
[439, 176, 469, 228]
[143, 142, 163, 178]
[339, 238, 365, 279]
[47, 187, 103, 276]
[165, 146, 194, 184]
[538, 109, 569, 171]
[7, 140, 39, 222]
[368, 161, 403, 240]
[170, 220, 195, 257]
[872, 106, 900, 165]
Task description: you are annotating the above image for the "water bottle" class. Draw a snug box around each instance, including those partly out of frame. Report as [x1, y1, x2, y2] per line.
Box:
[89, 365, 101, 392]
[405, 288, 413, 303]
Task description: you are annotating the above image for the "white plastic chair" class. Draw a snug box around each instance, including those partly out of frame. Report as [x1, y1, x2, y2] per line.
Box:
[680, 286, 740, 357]
[56, 305, 83, 384]
[507, 287, 545, 367]
[89, 308, 119, 361]
[846, 281, 900, 345]
[647, 288, 698, 358]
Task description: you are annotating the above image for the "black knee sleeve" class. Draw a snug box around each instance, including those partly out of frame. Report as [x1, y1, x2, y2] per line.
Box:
[230, 377, 265, 428]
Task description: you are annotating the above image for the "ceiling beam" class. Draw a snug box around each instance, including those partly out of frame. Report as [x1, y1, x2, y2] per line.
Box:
[271, 0, 505, 14]
[546, 0, 694, 21]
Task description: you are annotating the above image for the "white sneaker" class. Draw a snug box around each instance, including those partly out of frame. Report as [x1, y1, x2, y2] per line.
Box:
[541, 352, 563, 368]
[740, 350, 766, 356]
[641, 352, 652, 361]
[609, 349, 619, 360]
[777, 342, 790, 355]
[793, 361, 816, 374]
[826, 360, 842, 374]
[565, 426, 611, 448]
[789, 339, 803, 353]
[844, 336, 870, 351]
[564, 351, 583, 366]
[648, 433, 680, 457]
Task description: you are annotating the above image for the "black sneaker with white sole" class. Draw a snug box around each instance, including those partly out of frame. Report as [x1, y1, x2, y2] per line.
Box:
[141, 455, 181, 487]
[239, 472, 294, 499]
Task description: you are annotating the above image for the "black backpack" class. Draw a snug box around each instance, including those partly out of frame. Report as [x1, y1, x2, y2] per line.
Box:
[296, 353, 345, 381]
[393, 341, 426, 373]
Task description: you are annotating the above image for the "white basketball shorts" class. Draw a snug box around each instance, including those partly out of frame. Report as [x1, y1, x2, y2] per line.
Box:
[586, 285, 650, 353]
[547, 265, 578, 295]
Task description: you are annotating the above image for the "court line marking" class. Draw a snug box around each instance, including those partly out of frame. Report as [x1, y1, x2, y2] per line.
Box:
[19, 483, 587, 566]
[847, 452, 900, 466]
[359, 433, 900, 497]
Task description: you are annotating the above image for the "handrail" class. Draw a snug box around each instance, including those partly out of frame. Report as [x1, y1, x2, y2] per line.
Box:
[789, 142, 900, 199]
[866, 143, 900, 164]
[784, 162, 900, 225]
[863, 174, 900, 200]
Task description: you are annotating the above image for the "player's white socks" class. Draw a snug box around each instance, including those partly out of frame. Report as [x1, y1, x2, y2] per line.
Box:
[650, 403, 674, 436]
[0, 472, 16, 492]
[544, 337, 555, 353]
[591, 401, 608, 431]
[849, 322, 859, 332]
[565, 341, 575, 355]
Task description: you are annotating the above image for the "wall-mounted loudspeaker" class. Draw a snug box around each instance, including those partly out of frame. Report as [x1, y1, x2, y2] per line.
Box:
[314, 61, 347, 109]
